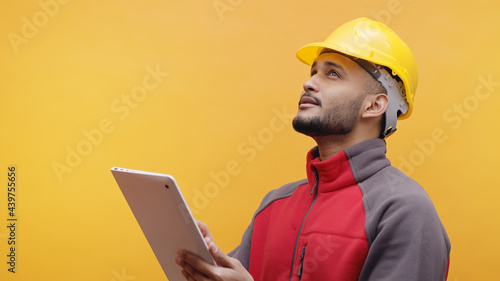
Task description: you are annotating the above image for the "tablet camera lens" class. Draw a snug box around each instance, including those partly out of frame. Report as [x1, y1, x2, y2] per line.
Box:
[165, 185, 169, 189]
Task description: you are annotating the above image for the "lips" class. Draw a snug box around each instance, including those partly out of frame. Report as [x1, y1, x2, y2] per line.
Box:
[299, 95, 320, 108]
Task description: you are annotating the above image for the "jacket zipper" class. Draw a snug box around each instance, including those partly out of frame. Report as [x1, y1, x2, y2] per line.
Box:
[297, 245, 307, 281]
[289, 168, 319, 281]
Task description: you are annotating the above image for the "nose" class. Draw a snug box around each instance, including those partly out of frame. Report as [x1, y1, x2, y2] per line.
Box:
[303, 75, 319, 93]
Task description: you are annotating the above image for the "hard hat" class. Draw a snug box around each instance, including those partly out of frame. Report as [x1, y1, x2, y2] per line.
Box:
[296, 17, 418, 138]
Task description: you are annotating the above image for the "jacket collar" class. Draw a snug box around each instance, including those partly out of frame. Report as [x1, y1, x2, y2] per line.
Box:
[306, 139, 390, 193]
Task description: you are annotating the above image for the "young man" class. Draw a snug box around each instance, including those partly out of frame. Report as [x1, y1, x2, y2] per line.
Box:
[176, 17, 451, 281]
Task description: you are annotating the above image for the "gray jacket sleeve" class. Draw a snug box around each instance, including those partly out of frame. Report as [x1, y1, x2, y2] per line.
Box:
[358, 167, 451, 281]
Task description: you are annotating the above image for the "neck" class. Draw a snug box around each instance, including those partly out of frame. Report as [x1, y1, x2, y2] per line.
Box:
[312, 126, 380, 161]
[312, 136, 356, 161]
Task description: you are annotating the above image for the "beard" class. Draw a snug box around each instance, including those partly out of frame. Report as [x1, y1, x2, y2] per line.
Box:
[292, 94, 364, 137]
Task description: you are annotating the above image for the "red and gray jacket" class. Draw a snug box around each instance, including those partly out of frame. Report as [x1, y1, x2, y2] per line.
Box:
[229, 139, 450, 281]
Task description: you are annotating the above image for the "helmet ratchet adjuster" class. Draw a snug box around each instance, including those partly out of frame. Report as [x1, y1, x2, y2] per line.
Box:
[354, 59, 409, 139]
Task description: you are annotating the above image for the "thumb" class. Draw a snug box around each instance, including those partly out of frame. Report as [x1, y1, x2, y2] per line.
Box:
[208, 240, 233, 268]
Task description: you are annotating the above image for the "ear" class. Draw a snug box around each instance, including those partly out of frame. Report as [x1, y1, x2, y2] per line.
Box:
[361, 93, 389, 118]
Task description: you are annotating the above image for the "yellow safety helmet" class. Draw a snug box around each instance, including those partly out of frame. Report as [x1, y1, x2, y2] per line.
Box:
[296, 17, 418, 137]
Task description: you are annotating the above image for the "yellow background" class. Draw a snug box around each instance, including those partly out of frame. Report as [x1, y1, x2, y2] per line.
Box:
[0, 0, 498, 280]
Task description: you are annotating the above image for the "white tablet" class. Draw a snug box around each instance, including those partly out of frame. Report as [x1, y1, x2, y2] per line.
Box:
[111, 167, 216, 281]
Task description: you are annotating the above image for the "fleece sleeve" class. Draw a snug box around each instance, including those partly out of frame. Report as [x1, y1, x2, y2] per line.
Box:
[357, 170, 451, 281]
[228, 220, 254, 269]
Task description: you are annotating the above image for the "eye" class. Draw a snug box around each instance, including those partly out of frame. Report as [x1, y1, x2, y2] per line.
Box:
[328, 70, 339, 77]
[310, 69, 317, 77]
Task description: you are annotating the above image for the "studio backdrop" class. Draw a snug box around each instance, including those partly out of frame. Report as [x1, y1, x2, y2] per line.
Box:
[1, 0, 499, 280]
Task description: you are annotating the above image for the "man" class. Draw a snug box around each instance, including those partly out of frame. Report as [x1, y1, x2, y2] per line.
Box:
[176, 17, 451, 281]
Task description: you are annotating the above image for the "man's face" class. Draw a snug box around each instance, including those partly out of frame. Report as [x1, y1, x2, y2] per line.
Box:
[292, 52, 369, 137]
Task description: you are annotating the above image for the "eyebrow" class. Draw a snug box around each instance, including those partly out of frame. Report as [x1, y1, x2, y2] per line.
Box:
[311, 60, 348, 76]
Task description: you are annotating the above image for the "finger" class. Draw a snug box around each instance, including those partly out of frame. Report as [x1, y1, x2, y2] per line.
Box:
[178, 249, 215, 278]
[207, 240, 234, 268]
[181, 262, 207, 281]
[180, 268, 191, 280]
[204, 236, 212, 246]
[196, 221, 213, 240]
[176, 252, 186, 267]
[177, 252, 204, 281]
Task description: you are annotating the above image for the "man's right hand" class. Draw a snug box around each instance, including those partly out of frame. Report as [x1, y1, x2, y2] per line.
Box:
[175, 221, 254, 281]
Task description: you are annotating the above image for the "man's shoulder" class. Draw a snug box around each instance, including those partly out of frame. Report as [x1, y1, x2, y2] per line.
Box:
[361, 165, 444, 227]
[361, 166, 449, 246]
[254, 178, 308, 216]
[361, 165, 430, 202]
[270, 178, 309, 196]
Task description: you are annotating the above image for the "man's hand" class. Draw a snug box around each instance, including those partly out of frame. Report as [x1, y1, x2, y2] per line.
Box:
[175, 221, 254, 281]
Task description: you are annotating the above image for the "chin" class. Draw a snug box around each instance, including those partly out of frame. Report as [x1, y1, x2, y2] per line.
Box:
[295, 109, 319, 119]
